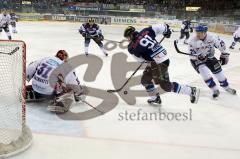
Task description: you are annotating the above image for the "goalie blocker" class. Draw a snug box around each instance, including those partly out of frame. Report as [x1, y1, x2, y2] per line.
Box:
[26, 50, 87, 113]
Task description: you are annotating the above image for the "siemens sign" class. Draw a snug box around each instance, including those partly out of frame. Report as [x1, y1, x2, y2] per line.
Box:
[112, 18, 137, 24]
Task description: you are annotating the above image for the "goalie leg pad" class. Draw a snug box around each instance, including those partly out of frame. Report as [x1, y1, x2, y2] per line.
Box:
[48, 92, 74, 113]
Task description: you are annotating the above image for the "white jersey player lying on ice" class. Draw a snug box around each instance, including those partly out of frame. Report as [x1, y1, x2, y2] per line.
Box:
[26, 50, 86, 113]
[229, 27, 240, 50]
[188, 25, 236, 98]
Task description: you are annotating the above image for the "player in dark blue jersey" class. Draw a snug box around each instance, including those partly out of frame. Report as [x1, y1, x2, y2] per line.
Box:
[79, 17, 107, 56]
[176, 17, 193, 45]
[124, 24, 200, 105]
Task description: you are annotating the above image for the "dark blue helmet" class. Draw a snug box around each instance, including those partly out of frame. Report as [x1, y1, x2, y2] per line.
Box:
[124, 26, 136, 38]
[195, 25, 208, 32]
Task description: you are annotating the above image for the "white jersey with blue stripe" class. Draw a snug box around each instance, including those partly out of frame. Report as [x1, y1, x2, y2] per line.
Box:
[188, 33, 227, 60]
[27, 57, 80, 95]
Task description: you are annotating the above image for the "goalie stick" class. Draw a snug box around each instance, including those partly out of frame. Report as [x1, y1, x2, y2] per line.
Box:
[107, 37, 165, 93]
[0, 46, 20, 55]
[79, 98, 105, 115]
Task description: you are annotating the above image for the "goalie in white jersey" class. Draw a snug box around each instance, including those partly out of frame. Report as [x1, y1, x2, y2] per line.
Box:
[26, 50, 86, 113]
[0, 8, 12, 40]
[229, 27, 240, 50]
[188, 25, 236, 98]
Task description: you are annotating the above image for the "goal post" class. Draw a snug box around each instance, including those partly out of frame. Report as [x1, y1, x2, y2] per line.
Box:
[0, 40, 32, 158]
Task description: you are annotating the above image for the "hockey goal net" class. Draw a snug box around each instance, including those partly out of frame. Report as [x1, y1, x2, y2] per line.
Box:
[0, 40, 32, 158]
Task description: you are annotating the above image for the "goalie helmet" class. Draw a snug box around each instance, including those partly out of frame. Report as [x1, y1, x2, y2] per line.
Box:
[56, 50, 68, 62]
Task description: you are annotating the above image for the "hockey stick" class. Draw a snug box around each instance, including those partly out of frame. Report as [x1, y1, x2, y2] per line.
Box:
[79, 99, 105, 115]
[158, 36, 165, 43]
[174, 40, 194, 56]
[107, 36, 165, 93]
[107, 61, 144, 93]
[0, 46, 20, 55]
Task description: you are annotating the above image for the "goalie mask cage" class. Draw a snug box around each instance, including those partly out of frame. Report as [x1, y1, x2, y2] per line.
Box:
[0, 40, 32, 158]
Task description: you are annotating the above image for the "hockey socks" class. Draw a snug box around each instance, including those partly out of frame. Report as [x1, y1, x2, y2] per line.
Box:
[172, 82, 192, 95]
[172, 82, 199, 103]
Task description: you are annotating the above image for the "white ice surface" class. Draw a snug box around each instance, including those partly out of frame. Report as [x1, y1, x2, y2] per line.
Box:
[1, 22, 240, 159]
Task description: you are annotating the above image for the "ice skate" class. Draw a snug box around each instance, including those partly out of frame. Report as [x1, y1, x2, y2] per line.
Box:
[147, 94, 162, 105]
[190, 87, 200, 103]
[225, 87, 237, 95]
[212, 90, 220, 98]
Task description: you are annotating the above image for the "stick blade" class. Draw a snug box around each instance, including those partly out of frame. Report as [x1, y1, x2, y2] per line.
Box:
[174, 40, 180, 53]
[107, 89, 117, 93]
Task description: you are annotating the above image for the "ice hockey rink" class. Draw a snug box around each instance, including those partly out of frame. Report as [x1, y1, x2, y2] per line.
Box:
[2, 21, 240, 159]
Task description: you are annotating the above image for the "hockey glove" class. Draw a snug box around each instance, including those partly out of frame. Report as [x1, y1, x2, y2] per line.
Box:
[98, 34, 104, 41]
[74, 85, 88, 102]
[220, 53, 229, 65]
[163, 24, 172, 38]
[197, 53, 207, 61]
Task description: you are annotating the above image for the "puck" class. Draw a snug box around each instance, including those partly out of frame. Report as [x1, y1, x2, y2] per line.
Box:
[123, 91, 128, 94]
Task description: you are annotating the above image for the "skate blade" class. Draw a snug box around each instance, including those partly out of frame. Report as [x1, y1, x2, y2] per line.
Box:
[148, 102, 162, 107]
[226, 89, 237, 95]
